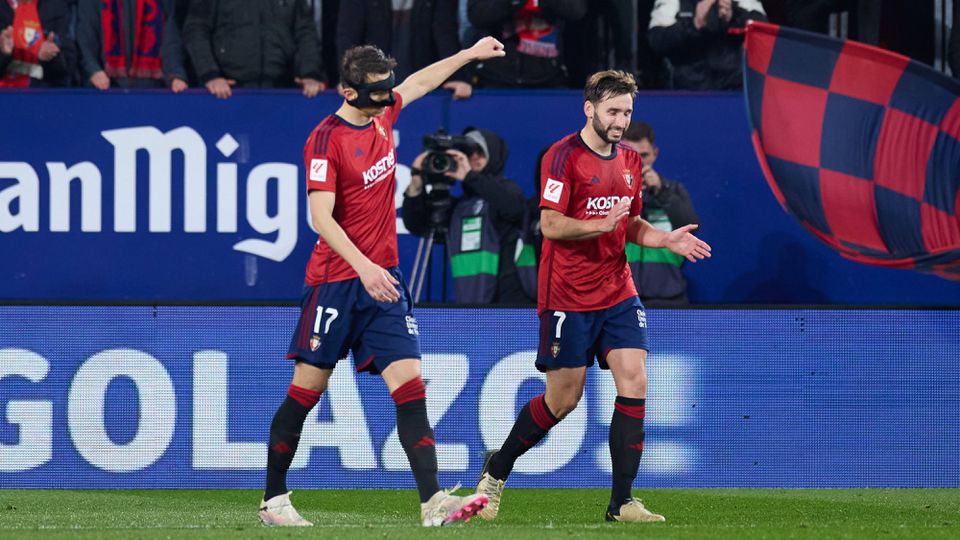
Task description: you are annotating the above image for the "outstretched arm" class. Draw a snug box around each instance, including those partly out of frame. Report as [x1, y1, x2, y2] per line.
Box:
[628, 218, 712, 263]
[394, 36, 505, 107]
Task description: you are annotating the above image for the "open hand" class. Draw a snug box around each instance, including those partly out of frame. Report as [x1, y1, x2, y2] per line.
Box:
[296, 77, 326, 98]
[664, 224, 712, 262]
[90, 70, 110, 90]
[206, 77, 235, 99]
[359, 263, 401, 303]
[442, 80, 473, 100]
[0, 27, 13, 56]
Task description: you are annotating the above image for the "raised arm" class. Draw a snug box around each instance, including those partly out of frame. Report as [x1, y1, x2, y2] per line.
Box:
[308, 191, 401, 303]
[393, 36, 505, 107]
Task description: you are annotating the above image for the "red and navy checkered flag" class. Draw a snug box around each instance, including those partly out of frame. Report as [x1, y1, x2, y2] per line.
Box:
[744, 21, 960, 280]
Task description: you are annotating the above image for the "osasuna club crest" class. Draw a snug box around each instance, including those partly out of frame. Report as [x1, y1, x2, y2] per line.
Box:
[623, 169, 634, 187]
[551, 341, 561, 358]
[310, 334, 321, 352]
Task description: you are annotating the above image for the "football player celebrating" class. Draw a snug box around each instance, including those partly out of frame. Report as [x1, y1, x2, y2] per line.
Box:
[475, 70, 711, 524]
[259, 37, 505, 528]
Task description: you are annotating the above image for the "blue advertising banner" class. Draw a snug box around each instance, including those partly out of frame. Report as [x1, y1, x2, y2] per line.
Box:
[1, 90, 958, 304]
[2, 306, 958, 488]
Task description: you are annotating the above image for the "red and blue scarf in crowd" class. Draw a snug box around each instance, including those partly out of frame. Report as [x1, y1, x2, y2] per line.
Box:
[514, 0, 558, 58]
[1, 0, 44, 87]
[101, 0, 164, 79]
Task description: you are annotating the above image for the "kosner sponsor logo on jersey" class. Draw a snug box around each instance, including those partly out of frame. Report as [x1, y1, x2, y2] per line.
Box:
[0, 126, 302, 262]
[585, 195, 633, 215]
[362, 149, 396, 189]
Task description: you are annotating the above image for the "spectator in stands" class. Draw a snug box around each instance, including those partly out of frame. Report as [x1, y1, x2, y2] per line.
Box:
[76, 0, 186, 91]
[565, 0, 637, 88]
[315, 0, 340, 87]
[633, 0, 670, 89]
[647, 0, 766, 90]
[337, 0, 472, 99]
[1, 0, 76, 87]
[183, 0, 324, 99]
[458, 0, 481, 48]
[620, 121, 700, 306]
[774, 0, 852, 35]
[951, 9, 960, 78]
[467, 0, 586, 88]
[402, 127, 533, 304]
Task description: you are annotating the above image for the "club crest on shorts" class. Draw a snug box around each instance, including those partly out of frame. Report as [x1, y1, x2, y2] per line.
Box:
[550, 341, 561, 358]
[310, 334, 321, 352]
[623, 169, 634, 187]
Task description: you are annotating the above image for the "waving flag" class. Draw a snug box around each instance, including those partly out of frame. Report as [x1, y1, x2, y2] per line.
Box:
[744, 21, 960, 280]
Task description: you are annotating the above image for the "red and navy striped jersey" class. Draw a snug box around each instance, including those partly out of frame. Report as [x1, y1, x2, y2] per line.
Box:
[301, 92, 404, 285]
[538, 132, 644, 314]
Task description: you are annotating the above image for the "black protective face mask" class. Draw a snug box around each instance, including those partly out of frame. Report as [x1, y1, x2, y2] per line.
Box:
[346, 72, 397, 108]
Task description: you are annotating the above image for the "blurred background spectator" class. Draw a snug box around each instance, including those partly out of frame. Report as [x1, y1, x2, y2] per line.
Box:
[564, 0, 636, 88]
[1, 0, 76, 87]
[182, 0, 324, 99]
[76, 0, 186, 91]
[336, 0, 472, 99]
[621, 121, 700, 306]
[467, 0, 586, 88]
[768, 0, 852, 35]
[4, 0, 957, 92]
[648, 0, 767, 90]
[761, 1, 951, 70]
[403, 127, 532, 304]
[951, 4, 960, 77]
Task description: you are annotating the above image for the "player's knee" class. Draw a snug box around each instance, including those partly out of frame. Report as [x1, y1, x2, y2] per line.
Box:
[618, 370, 647, 397]
[548, 389, 584, 419]
[290, 379, 327, 394]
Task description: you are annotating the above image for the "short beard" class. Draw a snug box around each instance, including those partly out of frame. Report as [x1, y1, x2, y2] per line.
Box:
[592, 115, 622, 144]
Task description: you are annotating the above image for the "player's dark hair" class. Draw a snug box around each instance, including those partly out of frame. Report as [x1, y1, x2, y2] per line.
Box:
[340, 45, 398, 88]
[624, 122, 655, 145]
[584, 70, 638, 104]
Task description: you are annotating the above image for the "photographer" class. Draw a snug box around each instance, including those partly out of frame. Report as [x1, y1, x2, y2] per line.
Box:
[621, 121, 700, 306]
[402, 127, 532, 304]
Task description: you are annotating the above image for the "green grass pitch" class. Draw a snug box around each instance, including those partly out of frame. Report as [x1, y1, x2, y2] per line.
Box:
[1, 489, 958, 539]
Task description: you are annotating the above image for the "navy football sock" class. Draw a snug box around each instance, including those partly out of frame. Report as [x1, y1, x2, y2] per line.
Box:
[487, 394, 559, 481]
[609, 396, 645, 511]
[264, 384, 321, 501]
[392, 377, 441, 503]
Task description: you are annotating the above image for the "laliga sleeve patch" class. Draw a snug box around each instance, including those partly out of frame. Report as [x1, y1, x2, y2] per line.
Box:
[310, 159, 328, 182]
[543, 178, 563, 203]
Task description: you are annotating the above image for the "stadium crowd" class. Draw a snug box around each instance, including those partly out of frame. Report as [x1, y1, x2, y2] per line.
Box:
[1, 1, 950, 92]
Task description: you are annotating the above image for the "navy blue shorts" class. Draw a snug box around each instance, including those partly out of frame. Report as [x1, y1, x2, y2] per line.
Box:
[287, 267, 421, 375]
[536, 296, 648, 371]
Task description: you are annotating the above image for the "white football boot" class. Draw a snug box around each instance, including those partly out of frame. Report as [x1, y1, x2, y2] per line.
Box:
[258, 491, 313, 527]
[420, 483, 489, 527]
